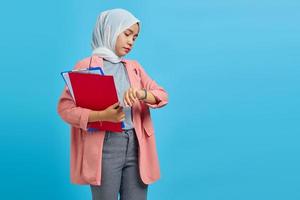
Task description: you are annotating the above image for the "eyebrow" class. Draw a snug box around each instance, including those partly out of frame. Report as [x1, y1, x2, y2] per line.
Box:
[126, 29, 139, 37]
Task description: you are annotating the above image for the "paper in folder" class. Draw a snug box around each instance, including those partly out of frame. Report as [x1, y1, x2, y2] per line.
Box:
[61, 67, 104, 100]
[61, 68, 124, 132]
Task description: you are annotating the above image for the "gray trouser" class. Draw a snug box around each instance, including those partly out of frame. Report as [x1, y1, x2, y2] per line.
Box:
[90, 128, 148, 200]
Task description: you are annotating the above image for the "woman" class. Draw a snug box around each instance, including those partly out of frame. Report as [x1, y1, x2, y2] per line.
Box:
[57, 8, 168, 200]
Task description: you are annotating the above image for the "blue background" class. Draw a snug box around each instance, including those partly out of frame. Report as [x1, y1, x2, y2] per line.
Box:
[1, 0, 299, 199]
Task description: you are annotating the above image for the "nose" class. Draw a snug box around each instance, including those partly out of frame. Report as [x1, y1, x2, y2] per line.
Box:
[128, 38, 134, 46]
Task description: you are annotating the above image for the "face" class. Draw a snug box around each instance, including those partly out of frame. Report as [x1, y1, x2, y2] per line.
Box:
[115, 23, 139, 57]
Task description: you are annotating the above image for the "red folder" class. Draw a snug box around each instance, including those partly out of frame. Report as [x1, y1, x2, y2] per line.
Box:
[68, 72, 123, 132]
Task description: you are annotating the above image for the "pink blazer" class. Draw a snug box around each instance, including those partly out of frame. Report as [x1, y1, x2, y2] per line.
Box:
[57, 55, 168, 186]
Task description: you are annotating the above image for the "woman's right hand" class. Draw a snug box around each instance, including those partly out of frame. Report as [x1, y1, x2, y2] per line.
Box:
[103, 102, 125, 123]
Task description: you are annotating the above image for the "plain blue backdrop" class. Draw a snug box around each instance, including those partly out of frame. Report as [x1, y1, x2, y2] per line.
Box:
[0, 0, 299, 199]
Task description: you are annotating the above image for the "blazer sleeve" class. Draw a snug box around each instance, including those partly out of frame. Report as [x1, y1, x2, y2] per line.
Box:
[135, 61, 169, 109]
[57, 61, 92, 131]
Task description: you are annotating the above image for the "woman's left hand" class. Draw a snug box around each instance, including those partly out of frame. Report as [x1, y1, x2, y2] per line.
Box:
[123, 87, 146, 107]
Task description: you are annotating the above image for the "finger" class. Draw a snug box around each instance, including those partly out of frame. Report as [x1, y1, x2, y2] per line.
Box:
[123, 93, 129, 107]
[132, 89, 137, 99]
[118, 114, 125, 122]
[129, 91, 137, 104]
[123, 96, 127, 106]
[125, 91, 132, 106]
[129, 93, 135, 104]
[130, 88, 137, 100]
[121, 113, 125, 120]
[124, 91, 129, 104]
[120, 113, 125, 118]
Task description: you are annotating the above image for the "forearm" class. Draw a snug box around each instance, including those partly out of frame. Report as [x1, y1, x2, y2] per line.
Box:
[141, 90, 157, 105]
[88, 110, 107, 122]
[57, 88, 92, 130]
[140, 88, 168, 109]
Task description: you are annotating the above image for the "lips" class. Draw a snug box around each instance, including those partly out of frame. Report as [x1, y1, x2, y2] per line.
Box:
[124, 47, 131, 52]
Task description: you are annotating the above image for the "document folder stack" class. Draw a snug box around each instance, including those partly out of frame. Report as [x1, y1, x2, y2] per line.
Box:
[61, 67, 124, 132]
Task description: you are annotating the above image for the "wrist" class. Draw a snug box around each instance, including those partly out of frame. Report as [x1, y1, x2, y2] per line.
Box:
[97, 110, 107, 121]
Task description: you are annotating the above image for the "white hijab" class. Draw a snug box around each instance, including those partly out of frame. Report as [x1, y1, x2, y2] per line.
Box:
[91, 8, 140, 63]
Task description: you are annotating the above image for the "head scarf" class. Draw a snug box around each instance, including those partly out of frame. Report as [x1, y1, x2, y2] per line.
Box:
[91, 8, 140, 63]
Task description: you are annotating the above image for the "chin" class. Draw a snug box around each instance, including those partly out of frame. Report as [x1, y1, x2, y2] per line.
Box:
[116, 51, 127, 57]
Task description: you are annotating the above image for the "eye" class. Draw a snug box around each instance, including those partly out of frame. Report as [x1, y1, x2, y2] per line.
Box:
[124, 32, 130, 36]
